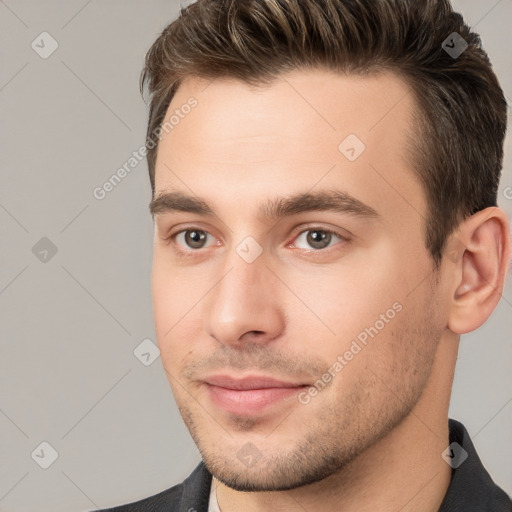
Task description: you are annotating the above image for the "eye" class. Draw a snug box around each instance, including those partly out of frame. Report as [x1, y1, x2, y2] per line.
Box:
[292, 228, 345, 250]
[166, 226, 348, 255]
[174, 229, 215, 250]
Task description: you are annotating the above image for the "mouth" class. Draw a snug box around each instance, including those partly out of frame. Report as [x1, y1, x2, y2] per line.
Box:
[202, 374, 310, 415]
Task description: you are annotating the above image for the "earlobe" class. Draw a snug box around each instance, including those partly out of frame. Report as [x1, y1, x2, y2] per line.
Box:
[447, 207, 511, 335]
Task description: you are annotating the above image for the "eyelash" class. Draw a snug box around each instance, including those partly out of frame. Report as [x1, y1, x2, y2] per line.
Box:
[164, 226, 350, 257]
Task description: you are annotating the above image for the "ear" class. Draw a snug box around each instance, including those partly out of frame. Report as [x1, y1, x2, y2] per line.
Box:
[446, 207, 511, 335]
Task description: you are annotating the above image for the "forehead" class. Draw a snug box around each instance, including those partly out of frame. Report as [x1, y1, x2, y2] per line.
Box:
[153, 69, 425, 226]
[164, 68, 417, 141]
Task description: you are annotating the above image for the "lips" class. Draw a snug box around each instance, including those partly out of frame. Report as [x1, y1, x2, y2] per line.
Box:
[203, 374, 309, 415]
[204, 374, 306, 390]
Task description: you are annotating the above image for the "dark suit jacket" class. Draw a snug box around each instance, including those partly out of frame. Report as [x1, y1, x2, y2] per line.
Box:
[95, 419, 512, 511]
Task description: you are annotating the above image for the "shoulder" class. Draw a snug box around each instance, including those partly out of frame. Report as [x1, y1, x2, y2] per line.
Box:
[439, 419, 512, 511]
[93, 462, 212, 512]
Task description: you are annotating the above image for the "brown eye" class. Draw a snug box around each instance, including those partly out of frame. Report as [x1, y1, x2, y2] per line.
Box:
[294, 229, 343, 250]
[183, 230, 209, 249]
[306, 230, 333, 249]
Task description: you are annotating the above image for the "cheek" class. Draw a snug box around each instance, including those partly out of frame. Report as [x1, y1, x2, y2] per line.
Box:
[282, 255, 415, 385]
[285, 254, 402, 337]
[151, 258, 199, 368]
[151, 251, 205, 326]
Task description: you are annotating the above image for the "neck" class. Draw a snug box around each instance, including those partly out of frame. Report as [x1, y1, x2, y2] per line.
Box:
[215, 334, 457, 512]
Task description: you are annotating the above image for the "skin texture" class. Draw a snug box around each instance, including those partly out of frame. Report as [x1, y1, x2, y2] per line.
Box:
[150, 69, 511, 512]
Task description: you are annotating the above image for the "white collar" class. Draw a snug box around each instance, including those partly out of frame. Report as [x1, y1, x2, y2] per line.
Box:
[208, 477, 222, 512]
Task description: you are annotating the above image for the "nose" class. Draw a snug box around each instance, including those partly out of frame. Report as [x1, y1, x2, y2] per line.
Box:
[203, 246, 286, 348]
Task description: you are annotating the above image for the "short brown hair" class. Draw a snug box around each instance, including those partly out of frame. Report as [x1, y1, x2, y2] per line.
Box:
[140, 0, 507, 267]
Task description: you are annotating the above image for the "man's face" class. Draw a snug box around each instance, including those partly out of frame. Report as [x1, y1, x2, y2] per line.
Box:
[151, 70, 446, 491]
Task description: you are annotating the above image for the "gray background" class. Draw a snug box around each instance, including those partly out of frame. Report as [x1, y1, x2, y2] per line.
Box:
[0, 1, 511, 510]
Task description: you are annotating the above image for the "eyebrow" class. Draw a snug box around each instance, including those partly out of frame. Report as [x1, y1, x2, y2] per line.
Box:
[149, 189, 379, 221]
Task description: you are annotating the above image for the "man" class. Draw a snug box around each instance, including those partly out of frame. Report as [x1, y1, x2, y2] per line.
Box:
[97, 0, 512, 510]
